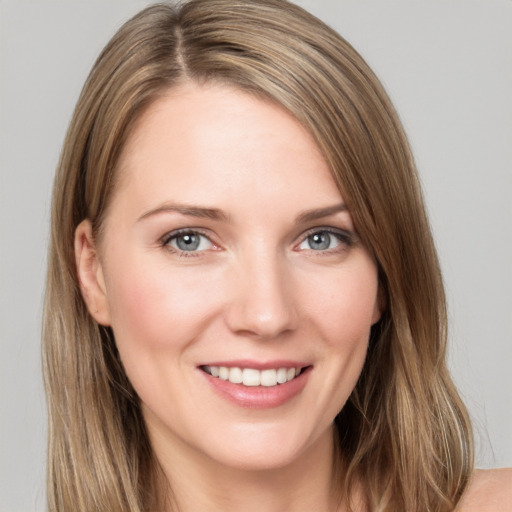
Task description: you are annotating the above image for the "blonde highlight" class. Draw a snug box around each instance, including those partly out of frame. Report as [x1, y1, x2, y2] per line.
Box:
[43, 1, 473, 510]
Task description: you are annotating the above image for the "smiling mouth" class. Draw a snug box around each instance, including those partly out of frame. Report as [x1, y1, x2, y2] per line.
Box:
[200, 365, 308, 387]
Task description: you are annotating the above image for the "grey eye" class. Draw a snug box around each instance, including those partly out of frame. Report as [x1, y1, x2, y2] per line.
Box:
[169, 232, 212, 252]
[307, 232, 334, 250]
[176, 233, 200, 251]
[298, 230, 345, 251]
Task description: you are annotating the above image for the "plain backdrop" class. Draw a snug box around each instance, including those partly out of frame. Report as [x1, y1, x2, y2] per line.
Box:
[1, 1, 511, 510]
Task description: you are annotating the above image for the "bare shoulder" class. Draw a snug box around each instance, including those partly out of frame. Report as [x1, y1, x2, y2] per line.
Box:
[456, 468, 512, 511]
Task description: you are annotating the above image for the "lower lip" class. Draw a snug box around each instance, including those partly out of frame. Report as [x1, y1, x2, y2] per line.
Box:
[200, 367, 311, 409]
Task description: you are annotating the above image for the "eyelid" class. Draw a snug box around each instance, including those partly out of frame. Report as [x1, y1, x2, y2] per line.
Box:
[295, 226, 354, 251]
[160, 227, 211, 245]
[160, 228, 219, 256]
[158, 225, 354, 256]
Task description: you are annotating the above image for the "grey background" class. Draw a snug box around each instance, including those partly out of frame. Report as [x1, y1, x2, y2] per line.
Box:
[1, 1, 510, 510]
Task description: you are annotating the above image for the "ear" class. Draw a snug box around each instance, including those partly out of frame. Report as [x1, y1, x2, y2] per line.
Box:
[74, 219, 111, 326]
[371, 284, 387, 325]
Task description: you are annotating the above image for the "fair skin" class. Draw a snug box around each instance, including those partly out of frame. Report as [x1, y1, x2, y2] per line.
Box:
[76, 82, 379, 511]
[457, 469, 512, 511]
[75, 82, 512, 511]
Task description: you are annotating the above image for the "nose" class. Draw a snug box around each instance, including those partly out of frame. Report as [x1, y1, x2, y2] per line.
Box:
[224, 251, 299, 340]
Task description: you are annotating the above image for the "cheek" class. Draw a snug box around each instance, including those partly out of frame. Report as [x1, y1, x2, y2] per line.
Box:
[294, 260, 378, 427]
[103, 255, 223, 362]
[303, 264, 379, 349]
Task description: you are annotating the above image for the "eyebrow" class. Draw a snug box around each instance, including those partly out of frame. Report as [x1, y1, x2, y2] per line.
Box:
[137, 201, 347, 224]
[295, 203, 348, 223]
[137, 202, 230, 222]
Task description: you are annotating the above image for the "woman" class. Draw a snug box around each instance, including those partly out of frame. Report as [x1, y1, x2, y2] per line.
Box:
[43, 1, 511, 511]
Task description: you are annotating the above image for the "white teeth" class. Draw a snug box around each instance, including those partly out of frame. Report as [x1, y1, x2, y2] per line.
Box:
[205, 365, 303, 387]
[242, 368, 260, 386]
[260, 369, 277, 387]
[229, 367, 243, 384]
[276, 367, 288, 384]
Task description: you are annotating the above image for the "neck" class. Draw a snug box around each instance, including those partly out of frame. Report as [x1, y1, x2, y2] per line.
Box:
[149, 422, 345, 512]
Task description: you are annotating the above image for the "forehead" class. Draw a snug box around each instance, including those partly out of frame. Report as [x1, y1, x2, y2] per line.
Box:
[110, 82, 343, 217]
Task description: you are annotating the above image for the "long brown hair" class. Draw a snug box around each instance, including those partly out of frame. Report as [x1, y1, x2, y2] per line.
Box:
[43, 1, 473, 510]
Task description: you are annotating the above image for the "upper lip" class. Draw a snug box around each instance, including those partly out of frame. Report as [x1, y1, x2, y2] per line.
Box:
[198, 359, 311, 370]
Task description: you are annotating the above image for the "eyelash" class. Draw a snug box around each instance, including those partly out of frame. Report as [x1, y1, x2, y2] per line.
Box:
[298, 227, 354, 254]
[160, 227, 354, 258]
[160, 228, 214, 258]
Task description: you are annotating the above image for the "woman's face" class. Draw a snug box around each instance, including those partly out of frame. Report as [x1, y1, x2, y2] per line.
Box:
[77, 82, 381, 471]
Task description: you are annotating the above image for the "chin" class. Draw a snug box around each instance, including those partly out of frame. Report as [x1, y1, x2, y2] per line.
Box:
[198, 422, 333, 473]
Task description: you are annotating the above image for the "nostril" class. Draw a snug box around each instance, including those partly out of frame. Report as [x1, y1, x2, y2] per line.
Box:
[224, 263, 299, 338]
[225, 302, 299, 340]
